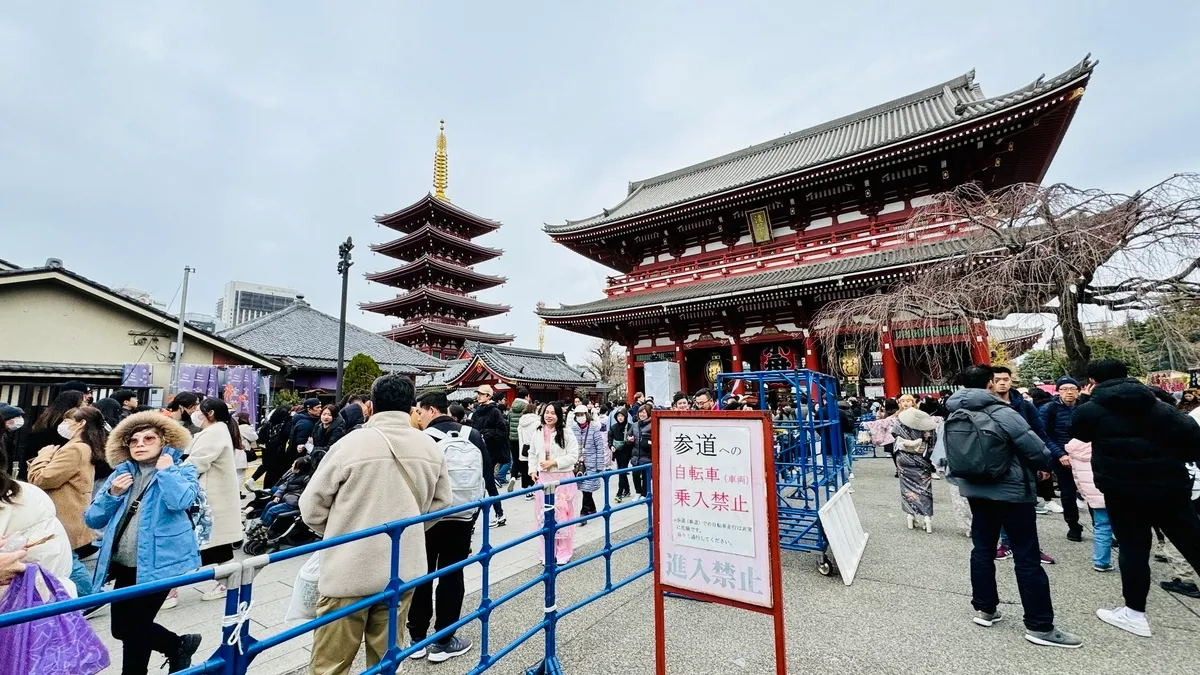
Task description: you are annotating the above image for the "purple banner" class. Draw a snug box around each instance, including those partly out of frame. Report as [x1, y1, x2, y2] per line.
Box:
[223, 366, 260, 425]
[121, 363, 152, 388]
[176, 365, 220, 399]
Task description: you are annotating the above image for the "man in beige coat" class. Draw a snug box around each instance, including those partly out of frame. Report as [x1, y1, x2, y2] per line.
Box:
[301, 375, 452, 675]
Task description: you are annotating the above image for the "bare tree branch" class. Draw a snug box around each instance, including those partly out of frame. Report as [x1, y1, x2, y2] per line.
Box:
[815, 174, 1200, 380]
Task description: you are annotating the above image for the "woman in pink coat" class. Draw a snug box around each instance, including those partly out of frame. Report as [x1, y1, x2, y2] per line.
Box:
[1065, 439, 1113, 572]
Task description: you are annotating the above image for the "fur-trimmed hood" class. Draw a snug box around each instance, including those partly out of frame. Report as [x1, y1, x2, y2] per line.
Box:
[105, 411, 193, 467]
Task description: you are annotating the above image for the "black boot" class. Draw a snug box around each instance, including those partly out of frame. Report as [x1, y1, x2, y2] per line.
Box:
[168, 634, 202, 673]
[1066, 525, 1083, 542]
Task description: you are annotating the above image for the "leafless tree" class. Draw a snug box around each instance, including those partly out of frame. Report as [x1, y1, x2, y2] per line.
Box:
[814, 174, 1200, 379]
[582, 339, 627, 401]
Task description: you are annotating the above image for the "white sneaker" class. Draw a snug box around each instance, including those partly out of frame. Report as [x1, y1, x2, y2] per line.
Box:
[1034, 503, 1050, 515]
[162, 589, 179, 609]
[1044, 501, 1064, 514]
[243, 478, 257, 492]
[507, 478, 517, 493]
[490, 516, 506, 528]
[200, 584, 227, 602]
[1096, 606, 1151, 637]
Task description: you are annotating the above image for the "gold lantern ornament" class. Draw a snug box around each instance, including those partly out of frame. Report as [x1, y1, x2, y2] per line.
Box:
[840, 348, 861, 378]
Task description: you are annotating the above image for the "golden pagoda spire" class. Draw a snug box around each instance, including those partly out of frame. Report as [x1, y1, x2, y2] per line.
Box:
[433, 119, 449, 200]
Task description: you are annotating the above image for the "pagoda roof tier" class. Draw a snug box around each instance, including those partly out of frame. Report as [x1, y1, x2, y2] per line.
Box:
[371, 225, 503, 266]
[365, 255, 507, 293]
[360, 287, 510, 320]
[538, 234, 976, 324]
[375, 193, 501, 240]
[380, 320, 514, 345]
[547, 56, 1095, 241]
[418, 342, 598, 389]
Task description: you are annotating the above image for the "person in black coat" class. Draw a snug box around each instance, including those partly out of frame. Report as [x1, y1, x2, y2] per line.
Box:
[310, 405, 346, 452]
[290, 398, 323, 452]
[1070, 358, 1200, 638]
[469, 386, 509, 525]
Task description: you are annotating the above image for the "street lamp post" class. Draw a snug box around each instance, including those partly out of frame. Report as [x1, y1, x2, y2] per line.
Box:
[335, 237, 354, 402]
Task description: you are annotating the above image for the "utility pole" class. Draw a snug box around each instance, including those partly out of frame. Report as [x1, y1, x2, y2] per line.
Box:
[169, 266, 194, 397]
[335, 238, 354, 402]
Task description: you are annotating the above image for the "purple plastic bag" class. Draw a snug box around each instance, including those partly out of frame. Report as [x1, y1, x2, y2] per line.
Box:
[0, 564, 109, 675]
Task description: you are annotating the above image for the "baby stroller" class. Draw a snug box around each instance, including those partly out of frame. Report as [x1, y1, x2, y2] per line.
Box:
[242, 505, 319, 556]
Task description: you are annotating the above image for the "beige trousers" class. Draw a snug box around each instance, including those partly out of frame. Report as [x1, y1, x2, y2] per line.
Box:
[309, 591, 414, 675]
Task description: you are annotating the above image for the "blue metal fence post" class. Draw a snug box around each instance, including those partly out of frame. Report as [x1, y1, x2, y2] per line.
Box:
[526, 483, 563, 675]
[384, 523, 403, 673]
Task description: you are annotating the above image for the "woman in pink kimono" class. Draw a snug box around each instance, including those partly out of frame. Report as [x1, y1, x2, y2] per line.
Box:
[529, 402, 581, 565]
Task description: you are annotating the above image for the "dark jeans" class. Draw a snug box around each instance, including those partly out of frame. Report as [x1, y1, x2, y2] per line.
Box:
[581, 491, 597, 516]
[407, 519, 474, 643]
[967, 498, 1054, 632]
[110, 564, 182, 675]
[1106, 495, 1200, 612]
[614, 448, 632, 496]
[1037, 463, 1080, 529]
[632, 463, 648, 497]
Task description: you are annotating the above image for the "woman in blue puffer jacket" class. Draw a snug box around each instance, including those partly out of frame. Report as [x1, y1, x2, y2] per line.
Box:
[85, 411, 204, 675]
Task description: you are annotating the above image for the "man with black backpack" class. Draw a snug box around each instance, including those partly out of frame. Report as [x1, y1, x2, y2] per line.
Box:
[944, 365, 1081, 649]
[406, 391, 487, 663]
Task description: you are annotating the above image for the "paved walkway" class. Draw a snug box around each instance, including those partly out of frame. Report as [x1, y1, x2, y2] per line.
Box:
[315, 458, 1199, 674]
[84, 475, 646, 674]
[85, 459, 1200, 674]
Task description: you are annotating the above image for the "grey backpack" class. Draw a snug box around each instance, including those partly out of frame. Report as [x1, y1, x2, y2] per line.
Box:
[943, 408, 1012, 482]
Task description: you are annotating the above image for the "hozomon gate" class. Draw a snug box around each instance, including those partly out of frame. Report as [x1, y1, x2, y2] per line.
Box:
[538, 57, 1095, 400]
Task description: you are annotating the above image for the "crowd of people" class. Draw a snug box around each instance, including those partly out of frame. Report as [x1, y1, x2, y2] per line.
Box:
[3, 360, 1198, 670]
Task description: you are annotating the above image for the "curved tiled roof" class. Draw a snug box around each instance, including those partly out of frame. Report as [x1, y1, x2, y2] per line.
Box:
[364, 255, 507, 292]
[359, 287, 510, 319]
[219, 303, 445, 372]
[375, 193, 501, 239]
[547, 56, 1095, 235]
[371, 225, 503, 265]
[380, 320, 514, 344]
[537, 235, 976, 319]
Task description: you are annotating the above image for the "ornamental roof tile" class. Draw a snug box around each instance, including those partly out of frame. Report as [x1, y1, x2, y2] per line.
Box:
[537, 235, 975, 319]
[219, 303, 445, 372]
[462, 342, 598, 386]
[374, 193, 501, 238]
[360, 287, 510, 318]
[546, 57, 1095, 235]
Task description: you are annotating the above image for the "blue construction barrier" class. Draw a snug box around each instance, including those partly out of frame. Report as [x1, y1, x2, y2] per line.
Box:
[717, 369, 849, 573]
[0, 465, 654, 675]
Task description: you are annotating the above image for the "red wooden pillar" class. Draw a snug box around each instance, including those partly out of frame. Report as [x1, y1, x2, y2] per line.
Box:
[804, 332, 820, 372]
[881, 324, 901, 398]
[675, 340, 688, 393]
[730, 336, 743, 373]
[626, 351, 637, 405]
[970, 319, 992, 365]
[504, 387, 516, 406]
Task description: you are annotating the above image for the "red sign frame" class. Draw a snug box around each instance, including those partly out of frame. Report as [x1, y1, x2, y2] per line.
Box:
[651, 410, 786, 674]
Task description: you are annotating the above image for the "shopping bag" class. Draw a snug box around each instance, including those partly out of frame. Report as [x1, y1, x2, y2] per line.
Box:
[0, 564, 109, 675]
[284, 552, 321, 621]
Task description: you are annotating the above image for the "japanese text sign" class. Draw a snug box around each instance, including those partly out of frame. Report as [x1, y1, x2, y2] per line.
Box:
[654, 411, 776, 608]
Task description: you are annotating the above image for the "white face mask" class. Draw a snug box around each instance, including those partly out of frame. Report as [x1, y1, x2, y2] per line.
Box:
[576, 415, 587, 425]
[6, 418, 23, 431]
[57, 421, 74, 440]
[190, 411, 207, 428]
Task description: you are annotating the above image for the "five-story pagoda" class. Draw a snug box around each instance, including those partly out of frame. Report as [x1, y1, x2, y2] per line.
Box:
[362, 121, 513, 359]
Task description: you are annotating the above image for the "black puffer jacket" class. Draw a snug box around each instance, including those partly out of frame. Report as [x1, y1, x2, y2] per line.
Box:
[1070, 377, 1200, 502]
[470, 402, 511, 464]
[628, 418, 653, 466]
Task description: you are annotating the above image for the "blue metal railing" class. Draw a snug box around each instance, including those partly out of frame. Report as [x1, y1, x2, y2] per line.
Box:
[0, 465, 654, 675]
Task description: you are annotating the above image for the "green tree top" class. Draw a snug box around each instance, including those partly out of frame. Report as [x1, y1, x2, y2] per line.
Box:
[342, 353, 383, 398]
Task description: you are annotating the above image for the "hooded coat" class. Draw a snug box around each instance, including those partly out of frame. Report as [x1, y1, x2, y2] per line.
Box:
[470, 401, 510, 465]
[517, 412, 541, 462]
[945, 389, 1052, 503]
[508, 399, 528, 442]
[85, 412, 199, 587]
[1070, 377, 1200, 502]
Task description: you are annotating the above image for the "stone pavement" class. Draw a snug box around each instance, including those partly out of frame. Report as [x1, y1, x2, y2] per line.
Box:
[83, 475, 647, 674]
[86, 459, 1200, 674]
[306, 457, 1197, 674]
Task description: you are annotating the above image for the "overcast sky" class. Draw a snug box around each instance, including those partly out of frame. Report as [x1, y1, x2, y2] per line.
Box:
[2, 1, 1197, 364]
